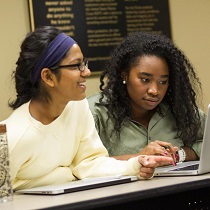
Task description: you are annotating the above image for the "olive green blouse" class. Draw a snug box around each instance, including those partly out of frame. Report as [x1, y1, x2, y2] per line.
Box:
[88, 93, 206, 157]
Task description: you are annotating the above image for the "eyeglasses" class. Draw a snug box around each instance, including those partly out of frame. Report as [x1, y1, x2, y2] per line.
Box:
[50, 60, 88, 72]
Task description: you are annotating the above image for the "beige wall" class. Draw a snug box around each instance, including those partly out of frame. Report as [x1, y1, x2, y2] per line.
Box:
[1, 0, 210, 120]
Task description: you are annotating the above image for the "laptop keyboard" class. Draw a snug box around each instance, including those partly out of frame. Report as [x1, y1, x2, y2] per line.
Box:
[171, 164, 199, 171]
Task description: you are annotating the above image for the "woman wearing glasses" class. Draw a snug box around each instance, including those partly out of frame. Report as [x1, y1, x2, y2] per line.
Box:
[2, 26, 173, 190]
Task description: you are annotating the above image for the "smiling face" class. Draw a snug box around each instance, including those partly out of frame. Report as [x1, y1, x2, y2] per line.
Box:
[123, 55, 169, 116]
[52, 44, 91, 103]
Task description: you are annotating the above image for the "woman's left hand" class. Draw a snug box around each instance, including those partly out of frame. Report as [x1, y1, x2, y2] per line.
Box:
[152, 140, 179, 165]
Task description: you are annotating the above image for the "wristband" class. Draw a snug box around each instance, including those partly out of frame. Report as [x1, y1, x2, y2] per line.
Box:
[178, 148, 186, 162]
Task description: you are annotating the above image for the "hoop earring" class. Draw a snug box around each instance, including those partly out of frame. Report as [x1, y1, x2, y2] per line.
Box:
[123, 80, 126, 84]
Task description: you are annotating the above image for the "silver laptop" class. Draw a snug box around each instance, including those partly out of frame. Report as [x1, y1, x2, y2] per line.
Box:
[155, 104, 210, 176]
[15, 175, 138, 195]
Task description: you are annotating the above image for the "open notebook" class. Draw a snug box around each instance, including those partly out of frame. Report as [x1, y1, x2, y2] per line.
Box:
[15, 175, 138, 195]
[155, 104, 210, 176]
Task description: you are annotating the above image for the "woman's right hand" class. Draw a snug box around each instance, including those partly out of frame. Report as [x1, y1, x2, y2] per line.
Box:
[138, 140, 178, 166]
[112, 140, 178, 165]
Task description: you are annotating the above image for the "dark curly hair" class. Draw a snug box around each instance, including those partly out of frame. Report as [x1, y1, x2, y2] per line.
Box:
[9, 26, 62, 110]
[99, 31, 203, 146]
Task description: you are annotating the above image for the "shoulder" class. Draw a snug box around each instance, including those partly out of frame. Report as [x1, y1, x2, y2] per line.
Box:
[65, 99, 90, 116]
[1, 102, 31, 151]
[87, 93, 104, 112]
[198, 107, 207, 126]
[3, 102, 29, 124]
[87, 93, 101, 105]
[68, 98, 89, 107]
[87, 93, 109, 122]
[198, 108, 206, 117]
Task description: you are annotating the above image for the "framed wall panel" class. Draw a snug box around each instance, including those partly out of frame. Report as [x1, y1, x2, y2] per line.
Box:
[28, 0, 171, 74]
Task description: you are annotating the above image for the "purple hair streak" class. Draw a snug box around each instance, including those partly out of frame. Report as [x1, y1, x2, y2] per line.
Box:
[31, 33, 76, 84]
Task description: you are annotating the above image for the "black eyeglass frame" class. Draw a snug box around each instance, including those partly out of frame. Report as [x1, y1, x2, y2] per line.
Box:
[50, 59, 88, 72]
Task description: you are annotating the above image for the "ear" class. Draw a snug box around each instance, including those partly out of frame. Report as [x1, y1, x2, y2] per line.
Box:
[40, 68, 55, 87]
[121, 71, 128, 81]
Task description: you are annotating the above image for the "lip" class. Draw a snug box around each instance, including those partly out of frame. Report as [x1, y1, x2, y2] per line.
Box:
[78, 81, 86, 90]
[144, 98, 159, 106]
[145, 98, 159, 102]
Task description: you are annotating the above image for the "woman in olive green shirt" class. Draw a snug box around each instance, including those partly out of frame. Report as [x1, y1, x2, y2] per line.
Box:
[88, 32, 206, 164]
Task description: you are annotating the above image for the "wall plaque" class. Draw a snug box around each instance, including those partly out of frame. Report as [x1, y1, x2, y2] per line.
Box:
[28, 0, 171, 74]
